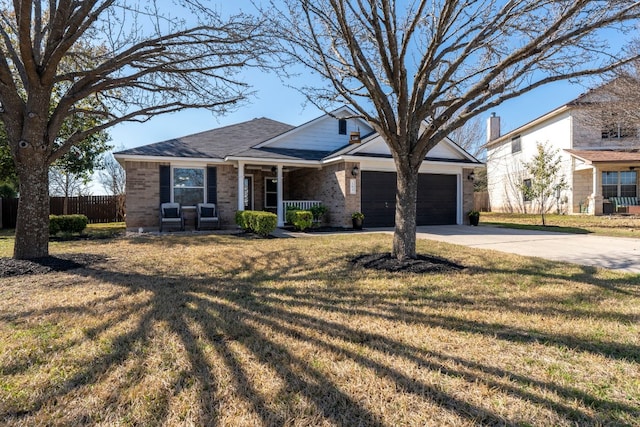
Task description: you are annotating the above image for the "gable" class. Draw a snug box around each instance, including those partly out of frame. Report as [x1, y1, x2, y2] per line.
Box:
[352, 135, 472, 162]
[257, 109, 374, 152]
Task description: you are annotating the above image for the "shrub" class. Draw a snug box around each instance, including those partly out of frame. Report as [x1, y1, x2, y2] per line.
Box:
[235, 210, 250, 230]
[235, 210, 277, 237]
[49, 214, 89, 235]
[309, 204, 328, 222]
[286, 209, 313, 231]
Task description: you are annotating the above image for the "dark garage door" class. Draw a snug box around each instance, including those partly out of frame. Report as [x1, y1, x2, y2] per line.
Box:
[361, 171, 457, 227]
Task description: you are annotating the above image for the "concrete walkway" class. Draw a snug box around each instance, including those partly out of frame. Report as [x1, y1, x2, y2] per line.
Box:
[413, 225, 640, 274]
[275, 225, 640, 273]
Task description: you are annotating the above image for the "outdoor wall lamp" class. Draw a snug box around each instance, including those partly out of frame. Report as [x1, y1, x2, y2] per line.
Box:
[467, 171, 475, 181]
[351, 165, 360, 176]
[271, 165, 277, 174]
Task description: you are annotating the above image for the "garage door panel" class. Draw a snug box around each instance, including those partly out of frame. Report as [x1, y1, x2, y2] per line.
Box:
[361, 172, 396, 227]
[362, 171, 457, 226]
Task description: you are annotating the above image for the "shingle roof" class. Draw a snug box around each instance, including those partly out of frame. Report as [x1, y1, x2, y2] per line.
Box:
[231, 147, 332, 161]
[565, 149, 640, 163]
[116, 118, 294, 159]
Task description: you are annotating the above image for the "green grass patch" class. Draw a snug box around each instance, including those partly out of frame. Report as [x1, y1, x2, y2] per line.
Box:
[481, 212, 640, 238]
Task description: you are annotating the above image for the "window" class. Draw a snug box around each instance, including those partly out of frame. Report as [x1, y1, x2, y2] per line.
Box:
[620, 171, 637, 197]
[338, 118, 347, 135]
[601, 113, 637, 139]
[511, 135, 521, 153]
[265, 177, 278, 208]
[602, 171, 637, 198]
[173, 167, 204, 206]
[522, 178, 532, 202]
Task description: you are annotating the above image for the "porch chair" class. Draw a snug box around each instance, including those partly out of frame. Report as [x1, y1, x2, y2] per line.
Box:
[197, 203, 220, 230]
[160, 202, 184, 232]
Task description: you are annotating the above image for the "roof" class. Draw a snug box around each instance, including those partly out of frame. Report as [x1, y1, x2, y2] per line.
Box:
[115, 111, 482, 166]
[486, 105, 572, 147]
[489, 78, 640, 148]
[565, 149, 640, 163]
[115, 118, 294, 159]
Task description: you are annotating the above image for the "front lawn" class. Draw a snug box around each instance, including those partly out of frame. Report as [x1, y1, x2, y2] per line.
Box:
[481, 212, 640, 238]
[1, 233, 638, 425]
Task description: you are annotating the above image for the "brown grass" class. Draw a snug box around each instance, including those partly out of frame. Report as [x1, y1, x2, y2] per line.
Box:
[1, 232, 639, 426]
[482, 212, 640, 238]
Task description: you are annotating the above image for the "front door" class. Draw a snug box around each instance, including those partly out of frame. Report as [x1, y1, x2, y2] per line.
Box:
[244, 176, 254, 210]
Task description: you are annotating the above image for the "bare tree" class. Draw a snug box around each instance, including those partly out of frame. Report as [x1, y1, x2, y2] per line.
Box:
[575, 67, 640, 131]
[98, 150, 126, 221]
[0, 1, 267, 259]
[49, 167, 92, 198]
[449, 116, 485, 159]
[269, 0, 640, 260]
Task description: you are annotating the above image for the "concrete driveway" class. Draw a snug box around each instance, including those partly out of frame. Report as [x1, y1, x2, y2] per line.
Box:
[414, 225, 640, 274]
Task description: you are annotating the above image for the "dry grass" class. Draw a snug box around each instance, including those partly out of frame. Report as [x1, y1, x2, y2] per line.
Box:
[1, 232, 639, 426]
[482, 212, 640, 238]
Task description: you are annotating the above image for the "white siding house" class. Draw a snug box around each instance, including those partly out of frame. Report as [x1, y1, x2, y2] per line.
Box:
[486, 85, 640, 215]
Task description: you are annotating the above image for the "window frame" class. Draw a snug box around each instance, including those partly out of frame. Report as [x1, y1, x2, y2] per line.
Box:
[338, 118, 347, 135]
[264, 176, 278, 209]
[602, 170, 637, 199]
[601, 112, 637, 139]
[522, 178, 532, 202]
[511, 135, 521, 154]
[172, 166, 206, 207]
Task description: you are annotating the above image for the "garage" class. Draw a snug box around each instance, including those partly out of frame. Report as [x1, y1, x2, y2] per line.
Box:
[361, 171, 457, 227]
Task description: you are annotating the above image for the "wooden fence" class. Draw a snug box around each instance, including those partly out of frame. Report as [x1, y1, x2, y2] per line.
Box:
[473, 191, 490, 212]
[1, 195, 124, 228]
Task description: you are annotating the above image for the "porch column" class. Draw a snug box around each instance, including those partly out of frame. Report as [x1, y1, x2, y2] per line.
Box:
[589, 165, 603, 215]
[277, 164, 284, 226]
[237, 161, 245, 211]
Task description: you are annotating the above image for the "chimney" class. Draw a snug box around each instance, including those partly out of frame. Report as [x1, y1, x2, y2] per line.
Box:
[487, 112, 500, 142]
[349, 131, 361, 144]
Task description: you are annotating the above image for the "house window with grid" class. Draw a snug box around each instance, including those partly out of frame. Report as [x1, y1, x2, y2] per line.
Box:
[601, 113, 637, 139]
[511, 135, 521, 153]
[265, 177, 278, 208]
[602, 171, 637, 198]
[173, 167, 205, 206]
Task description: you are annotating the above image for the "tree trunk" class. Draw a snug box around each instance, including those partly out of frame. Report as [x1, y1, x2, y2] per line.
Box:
[392, 162, 419, 260]
[14, 159, 50, 259]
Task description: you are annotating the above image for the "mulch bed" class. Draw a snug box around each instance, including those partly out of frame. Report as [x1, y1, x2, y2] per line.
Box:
[351, 253, 465, 273]
[0, 254, 105, 278]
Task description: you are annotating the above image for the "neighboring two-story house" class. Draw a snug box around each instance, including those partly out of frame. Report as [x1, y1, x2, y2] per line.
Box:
[486, 83, 640, 215]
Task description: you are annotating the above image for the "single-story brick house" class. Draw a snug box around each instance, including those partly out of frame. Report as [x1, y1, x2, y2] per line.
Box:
[115, 107, 482, 231]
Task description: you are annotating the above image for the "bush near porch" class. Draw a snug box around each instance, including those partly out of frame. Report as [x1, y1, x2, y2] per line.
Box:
[0, 232, 638, 426]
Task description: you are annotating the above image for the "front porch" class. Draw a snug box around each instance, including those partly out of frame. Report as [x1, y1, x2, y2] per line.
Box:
[234, 161, 361, 228]
[573, 161, 640, 215]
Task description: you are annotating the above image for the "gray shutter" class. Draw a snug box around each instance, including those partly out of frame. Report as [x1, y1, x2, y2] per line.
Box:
[207, 166, 217, 204]
[159, 165, 171, 203]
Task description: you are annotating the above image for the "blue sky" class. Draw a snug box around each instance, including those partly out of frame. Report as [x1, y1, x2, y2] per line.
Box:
[109, 70, 591, 152]
[109, 0, 604, 152]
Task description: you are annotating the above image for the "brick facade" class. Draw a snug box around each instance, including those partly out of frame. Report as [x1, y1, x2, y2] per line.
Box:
[124, 160, 164, 230]
[462, 168, 475, 224]
[289, 161, 360, 227]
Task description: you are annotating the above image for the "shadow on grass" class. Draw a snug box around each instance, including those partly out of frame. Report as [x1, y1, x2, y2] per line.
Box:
[1, 244, 638, 425]
[482, 221, 592, 234]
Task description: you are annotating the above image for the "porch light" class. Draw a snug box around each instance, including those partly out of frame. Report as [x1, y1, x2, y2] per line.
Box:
[271, 166, 277, 173]
[467, 171, 475, 181]
[351, 165, 359, 176]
